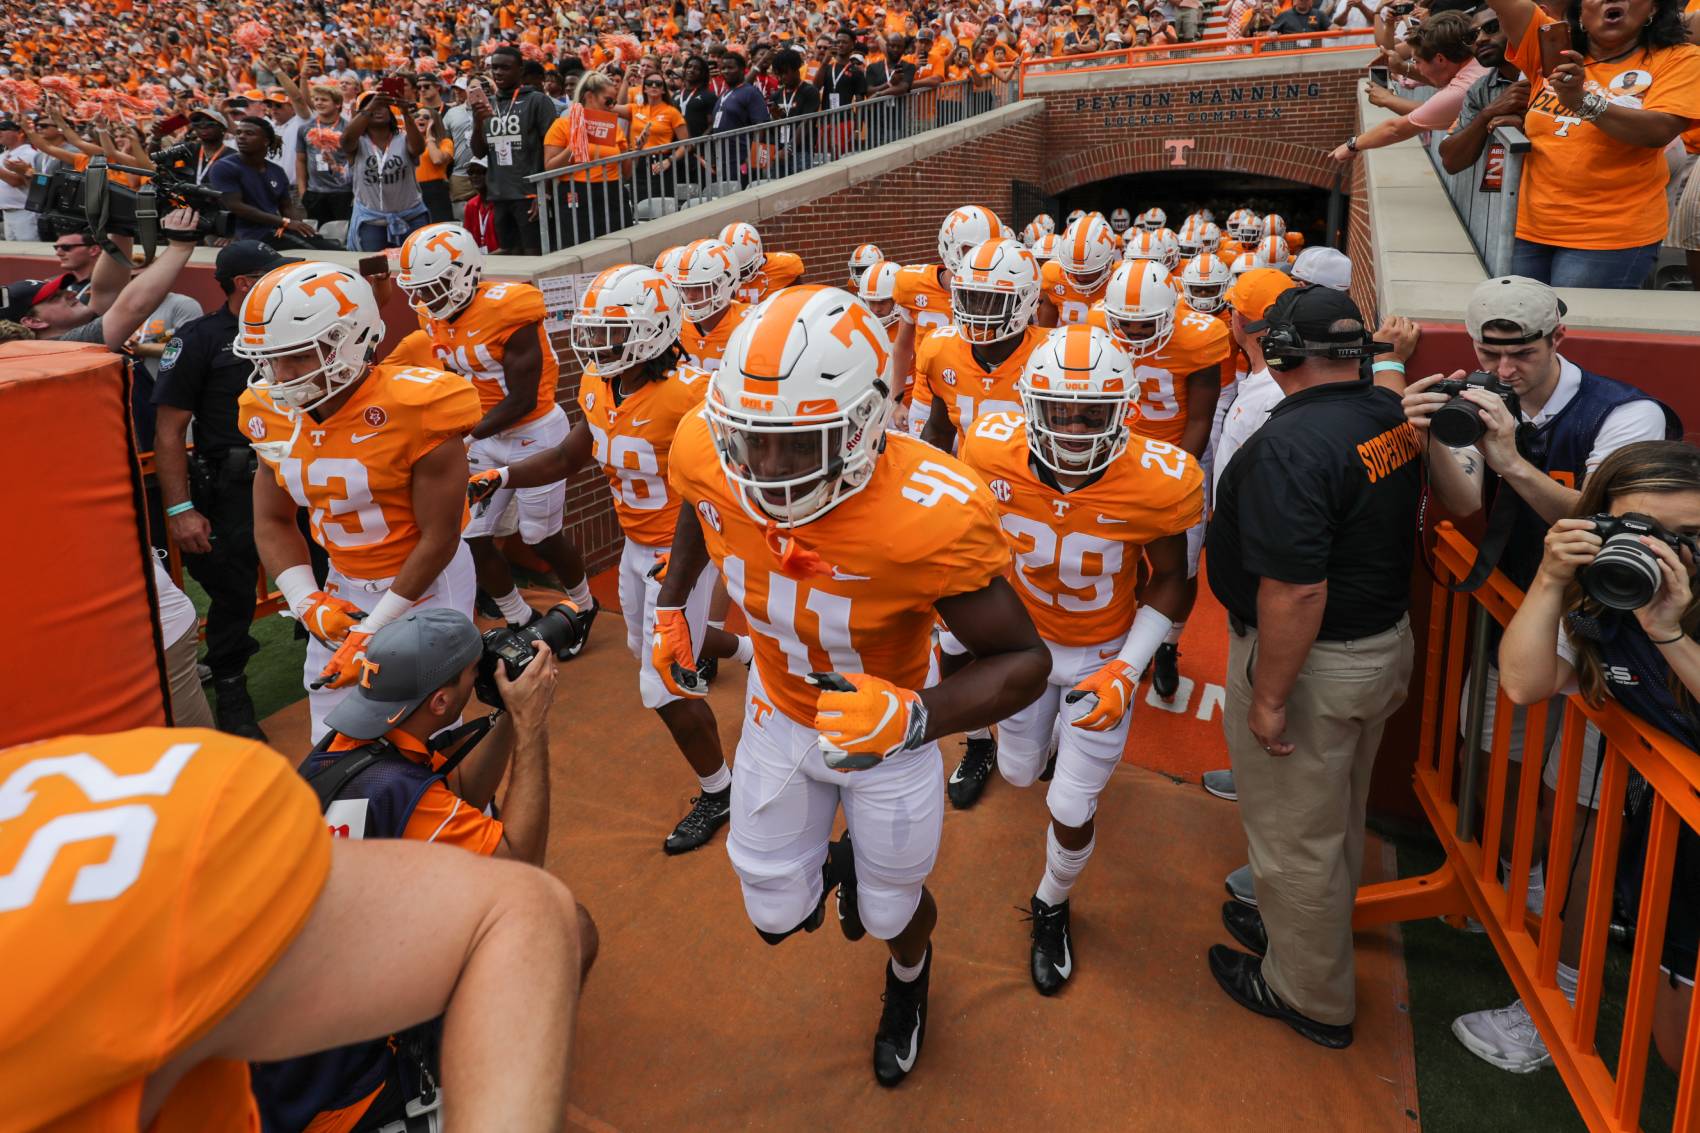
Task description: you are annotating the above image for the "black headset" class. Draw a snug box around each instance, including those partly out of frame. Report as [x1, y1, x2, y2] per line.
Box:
[1259, 286, 1393, 372]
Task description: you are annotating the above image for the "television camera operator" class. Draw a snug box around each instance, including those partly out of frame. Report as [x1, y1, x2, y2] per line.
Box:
[253, 608, 598, 1133]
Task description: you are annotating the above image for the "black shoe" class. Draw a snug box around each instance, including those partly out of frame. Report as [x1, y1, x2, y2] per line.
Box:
[212, 677, 267, 741]
[873, 947, 931, 1087]
[1026, 895, 1074, 996]
[475, 588, 503, 620]
[1207, 945, 1353, 1049]
[562, 599, 598, 659]
[663, 786, 730, 855]
[1221, 900, 1267, 956]
[1039, 748, 1058, 782]
[696, 655, 719, 685]
[826, 834, 864, 942]
[1151, 642, 1181, 701]
[947, 736, 997, 810]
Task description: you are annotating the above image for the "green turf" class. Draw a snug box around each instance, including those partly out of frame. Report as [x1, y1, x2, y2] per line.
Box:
[182, 578, 307, 723]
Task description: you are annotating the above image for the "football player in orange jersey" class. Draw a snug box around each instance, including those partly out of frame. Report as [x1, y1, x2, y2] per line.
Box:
[1093, 259, 1232, 699]
[1, 727, 584, 1133]
[1037, 212, 1120, 327]
[912, 238, 1047, 455]
[653, 285, 1049, 1087]
[889, 204, 1002, 405]
[720, 220, 805, 305]
[397, 222, 601, 641]
[238, 263, 484, 741]
[958, 325, 1203, 995]
[471, 266, 747, 855]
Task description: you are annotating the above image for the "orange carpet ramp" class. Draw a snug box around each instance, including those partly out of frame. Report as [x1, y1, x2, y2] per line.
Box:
[260, 576, 1420, 1132]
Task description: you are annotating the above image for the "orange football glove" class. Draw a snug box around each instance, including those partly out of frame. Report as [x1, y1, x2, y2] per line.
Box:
[651, 606, 707, 698]
[1064, 660, 1136, 732]
[468, 468, 507, 511]
[313, 630, 373, 690]
[300, 591, 364, 647]
[808, 672, 928, 771]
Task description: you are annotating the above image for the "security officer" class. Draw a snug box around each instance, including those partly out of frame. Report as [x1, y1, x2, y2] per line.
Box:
[151, 239, 300, 741]
[1203, 286, 1419, 1050]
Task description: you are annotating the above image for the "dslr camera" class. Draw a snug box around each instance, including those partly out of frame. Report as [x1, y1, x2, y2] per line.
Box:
[1427, 371, 1519, 448]
[1579, 512, 1699, 611]
[474, 603, 586, 708]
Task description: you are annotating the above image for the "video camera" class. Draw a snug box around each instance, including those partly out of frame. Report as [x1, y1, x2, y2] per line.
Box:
[1579, 512, 1700, 612]
[25, 153, 234, 251]
[474, 603, 585, 708]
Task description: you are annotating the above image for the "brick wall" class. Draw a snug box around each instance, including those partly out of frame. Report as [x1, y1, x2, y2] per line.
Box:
[1345, 156, 1379, 325]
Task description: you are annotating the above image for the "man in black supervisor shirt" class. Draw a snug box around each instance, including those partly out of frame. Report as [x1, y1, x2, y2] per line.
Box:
[1203, 286, 1420, 1050]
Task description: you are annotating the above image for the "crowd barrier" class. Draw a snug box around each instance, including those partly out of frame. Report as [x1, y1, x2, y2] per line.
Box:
[1355, 524, 1700, 1132]
[1016, 28, 1378, 92]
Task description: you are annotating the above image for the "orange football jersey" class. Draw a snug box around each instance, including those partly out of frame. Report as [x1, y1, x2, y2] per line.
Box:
[578, 363, 710, 547]
[679, 300, 751, 373]
[669, 417, 1011, 728]
[1083, 308, 1230, 445]
[958, 414, 1204, 645]
[1216, 238, 1246, 262]
[1, 728, 330, 1133]
[1039, 259, 1109, 325]
[734, 252, 805, 305]
[382, 328, 438, 369]
[913, 323, 1047, 435]
[893, 263, 954, 345]
[240, 364, 482, 580]
[1173, 302, 1238, 387]
[416, 280, 561, 427]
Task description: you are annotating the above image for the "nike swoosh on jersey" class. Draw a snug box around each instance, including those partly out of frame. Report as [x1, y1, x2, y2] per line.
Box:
[631, 417, 653, 427]
[351, 431, 382, 443]
[1054, 935, 1073, 980]
[895, 1021, 921, 1073]
[1094, 514, 1127, 525]
[830, 568, 872, 581]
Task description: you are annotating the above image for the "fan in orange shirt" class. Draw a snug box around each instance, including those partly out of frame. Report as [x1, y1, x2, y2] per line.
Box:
[720, 220, 805, 304]
[1, 727, 584, 1133]
[236, 262, 482, 741]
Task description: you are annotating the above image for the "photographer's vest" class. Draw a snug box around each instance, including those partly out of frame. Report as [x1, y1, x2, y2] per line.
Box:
[1487, 369, 1679, 592]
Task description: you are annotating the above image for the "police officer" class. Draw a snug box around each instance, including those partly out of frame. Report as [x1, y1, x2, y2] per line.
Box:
[151, 240, 300, 740]
[1203, 286, 1420, 1050]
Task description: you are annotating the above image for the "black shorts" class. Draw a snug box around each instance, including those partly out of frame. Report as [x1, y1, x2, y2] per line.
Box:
[301, 190, 353, 224]
[490, 198, 541, 256]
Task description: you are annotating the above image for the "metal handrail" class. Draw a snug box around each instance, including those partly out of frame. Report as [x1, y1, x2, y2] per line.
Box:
[1018, 27, 1377, 90]
[527, 77, 1018, 254]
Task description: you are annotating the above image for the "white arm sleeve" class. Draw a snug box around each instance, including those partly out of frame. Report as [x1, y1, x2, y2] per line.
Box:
[277, 564, 319, 619]
[1114, 604, 1175, 676]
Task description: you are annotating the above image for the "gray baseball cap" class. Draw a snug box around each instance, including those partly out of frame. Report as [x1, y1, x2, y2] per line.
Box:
[324, 609, 483, 740]
[1466, 275, 1567, 343]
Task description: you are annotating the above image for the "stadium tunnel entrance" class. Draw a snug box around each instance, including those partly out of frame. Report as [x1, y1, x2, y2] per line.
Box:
[1048, 171, 1344, 256]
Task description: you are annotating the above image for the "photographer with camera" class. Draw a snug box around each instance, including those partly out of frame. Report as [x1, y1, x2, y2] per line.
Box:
[1498, 439, 1700, 1075]
[1402, 275, 1678, 1073]
[253, 607, 598, 1132]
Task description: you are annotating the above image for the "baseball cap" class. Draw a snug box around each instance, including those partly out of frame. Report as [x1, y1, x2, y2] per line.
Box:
[1224, 267, 1297, 322]
[323, 609, 484, 740]
[1466, 275, 1567, 343]
[189, 107, 229, 127]
[214, 240, 300, 282]
[0, 119, 20, 132]
[1291, 246, 1352, 292]
[0, 274, 72, 322]
[466, 156, 488, 169]
[1246, 284, 1367, 342]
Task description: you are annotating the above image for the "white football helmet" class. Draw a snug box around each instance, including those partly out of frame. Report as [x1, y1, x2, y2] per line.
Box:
[706, 285, 893, 528]
[1021, 219, 1047, 248]
[1108, 207, 1132, 234]
[847, 242, 883, 290]
[1032, 212, 1057, 236]
[1253, 234, 1293, 271]
[938, 205, 1002, 274]
[1261, 213, 1288, 240]
[1176, 217, 1213, 260]
[1100, 260, 1177, 358]
[653, 244, 683, 271]
[1228, 250, 1261, 278]
[237, 262, 382, 414]
[1153, 227, 1182, 271]
[662, 238, 739, 323]
[1031, 232, 1060, 264]
[396, 222, 484, 317]
[1179, 252, 1233, 314]
[1057, 215, 1120, 296]
[951, 239, 1041, 344]
[858, 259, 902, 329]
[1136, 207, 1167, 233]
[1066, 208, 1086, 228]
[1227, 208, 1262, 245]
[1020, 324, 1137, 476]
[570, 264, 683, 374]
[719, 221, 765, 284]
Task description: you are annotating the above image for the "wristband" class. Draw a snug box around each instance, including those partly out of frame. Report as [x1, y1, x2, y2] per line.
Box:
[1650, 630, 1688, 645]
[1372, 360, 1406, 375]
[360, 589, 417, 636]
[277, 564, 320, 618]
[164, 500, 197, 517]
[1115, 604, 1176, 677]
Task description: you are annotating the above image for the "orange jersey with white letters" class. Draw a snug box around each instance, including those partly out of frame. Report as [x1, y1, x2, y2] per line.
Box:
[1, 728, 330, 1133]
[734, 252, 806, 305]
[679, 301, 751, 373]
[914, 323, 1047, 436]
[416, 280, 561, 428]
[958, 415, 1204, 645]
[893, 263, 954, 345]
[241, 364, 482, 580]
[1174, 301, 1238, 387]
[1040, 259, 1109, 325]
[1086, 307, 1231, 445]
[669, 418, 1011, 728]
[578, 363, 710, 547]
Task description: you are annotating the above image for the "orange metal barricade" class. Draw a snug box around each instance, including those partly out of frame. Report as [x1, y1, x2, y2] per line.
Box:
[1355, 523, 1700, 1132]
[137, 448, 287, 623]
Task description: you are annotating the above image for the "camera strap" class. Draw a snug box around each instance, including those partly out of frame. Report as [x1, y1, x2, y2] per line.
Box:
[135, 183, 159, 261]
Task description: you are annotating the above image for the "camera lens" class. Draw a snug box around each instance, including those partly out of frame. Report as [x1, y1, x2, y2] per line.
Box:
[1581, 534, 1662, 611]
[1429, 396, 1487, 448]
[528, 604, 585, 659]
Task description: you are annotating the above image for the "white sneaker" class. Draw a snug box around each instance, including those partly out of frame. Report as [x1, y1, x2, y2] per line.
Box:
[1451, 999, 1553, 1073]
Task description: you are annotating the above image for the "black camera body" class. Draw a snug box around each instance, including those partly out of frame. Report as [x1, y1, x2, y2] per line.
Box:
[1579, 512, 1699, 611]
[473, 604, 585, 708]
[1428, 371, 1519, 448]
[24, 156, 234, 243]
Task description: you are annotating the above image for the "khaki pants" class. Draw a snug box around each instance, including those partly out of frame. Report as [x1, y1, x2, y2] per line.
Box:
[1226, 615, 1414, 1025]
[164, 619, 214, 730]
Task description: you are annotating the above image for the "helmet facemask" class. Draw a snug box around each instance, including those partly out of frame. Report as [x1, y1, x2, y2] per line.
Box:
[243, 323, 370, 414]
[1104, 309, 1173, 358]
[951, 278, 1027, 343]
[1184, 280, 1226, 313]
[706, 383, 889, 528]
[1023, 387, 1131, 476]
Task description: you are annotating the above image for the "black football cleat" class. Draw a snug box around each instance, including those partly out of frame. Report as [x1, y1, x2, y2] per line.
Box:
[663, 786, 730, 855]
[213, 677, 267, 741]
[1027, 895, 1074, 996]
[1208, 945, 1353, 1049]
[873, 947, 932, 1087]
[474, 588, 504, 621]
[825, 834, 865, 942]
[695, 655, 719, 685]
[1151, 643, 1181, 701]
[947, 735, 997, 810]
